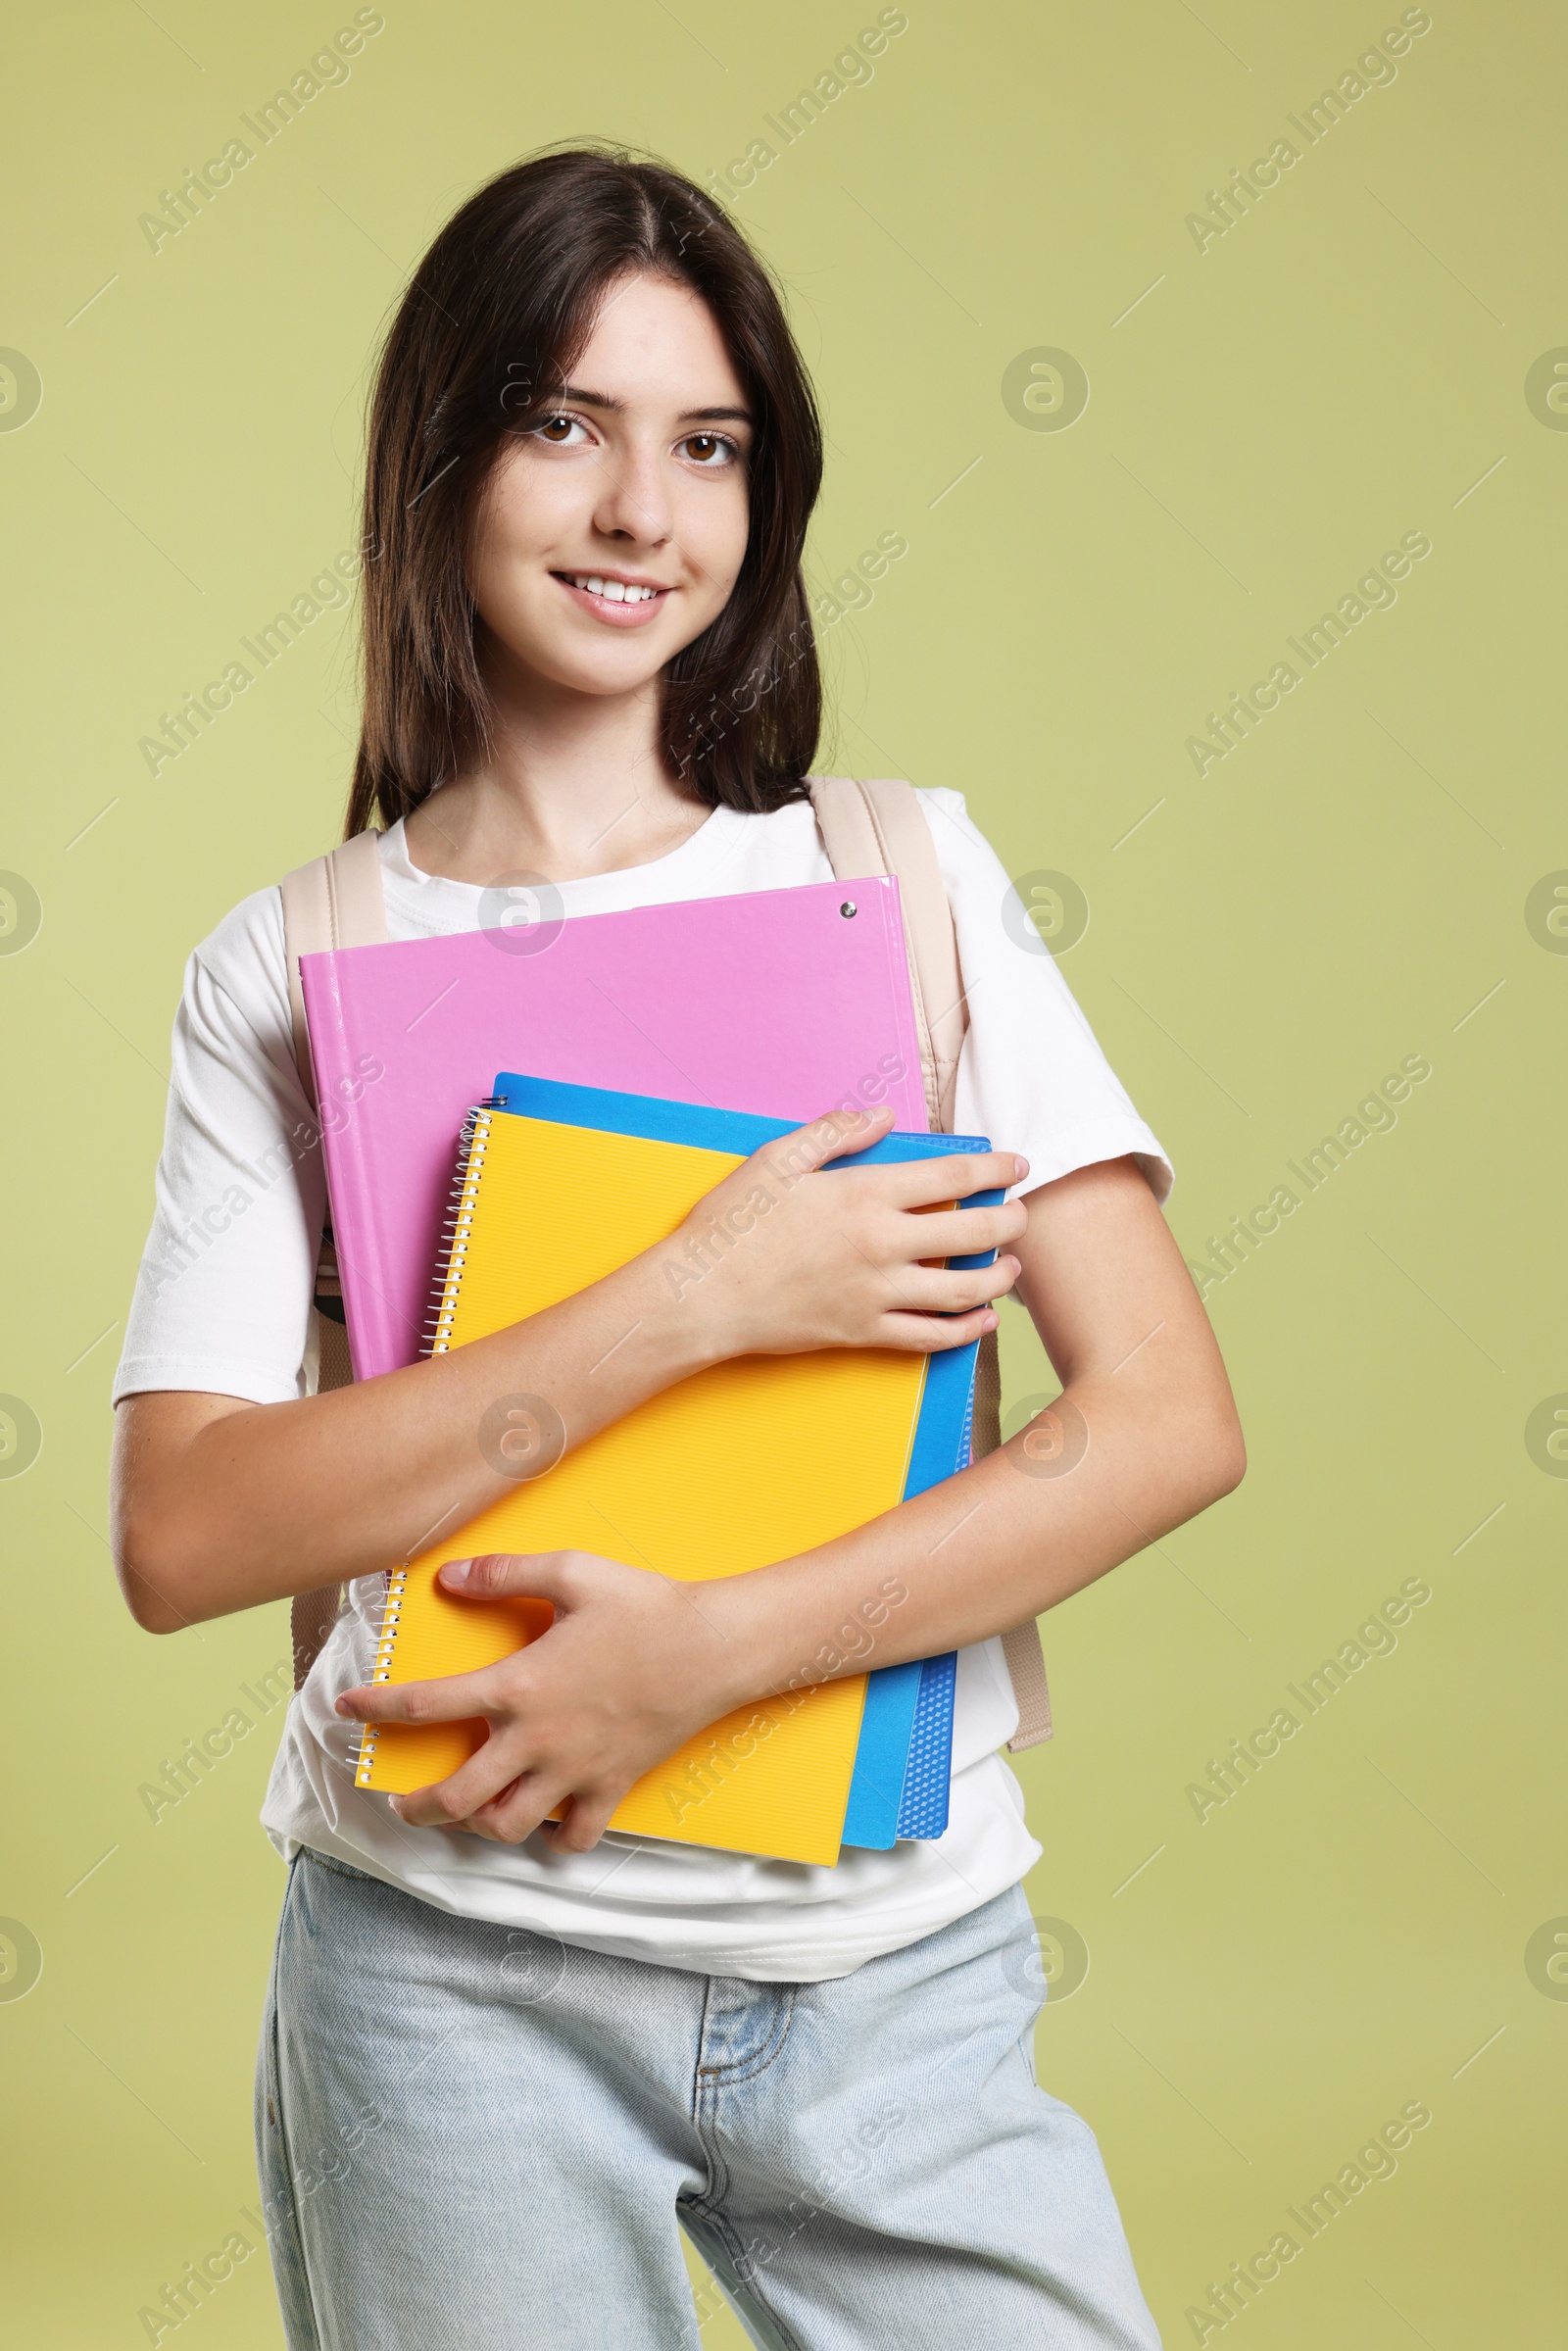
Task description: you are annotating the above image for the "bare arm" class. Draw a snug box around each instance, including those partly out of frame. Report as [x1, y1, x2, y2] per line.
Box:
[717, 1152, 1245, 1674]
[345, 1153, 1245, 1847]
[112, 1255, 723, 1637]
[110, 1106, 1028, 1634]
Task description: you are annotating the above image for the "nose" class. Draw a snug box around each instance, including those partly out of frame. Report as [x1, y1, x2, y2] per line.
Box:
[590, 432, 674, 554]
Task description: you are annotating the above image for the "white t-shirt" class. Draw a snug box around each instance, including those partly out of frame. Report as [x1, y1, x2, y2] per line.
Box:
[115, 789, 1171, 1982]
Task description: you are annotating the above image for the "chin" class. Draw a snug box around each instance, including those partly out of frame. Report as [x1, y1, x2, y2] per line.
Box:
[505, 606, 710, 696]
[528, 646, 672, 699]
[480, 610, 647, 688]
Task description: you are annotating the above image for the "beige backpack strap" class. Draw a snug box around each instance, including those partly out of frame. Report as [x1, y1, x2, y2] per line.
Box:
[278, 830, 387, 1688]
[808, 776, 964, 1131]
[807, 776, 1053, 1751]
[279, 828, 388, 1109]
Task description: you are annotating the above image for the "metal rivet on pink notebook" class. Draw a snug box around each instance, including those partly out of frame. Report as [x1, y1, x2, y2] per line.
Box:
[839, 901, 857, 917]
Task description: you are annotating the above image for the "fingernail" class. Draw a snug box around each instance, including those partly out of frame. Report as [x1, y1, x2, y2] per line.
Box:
[1013, 1155, 1030, 1181]
[440, 1559, 471, 1585]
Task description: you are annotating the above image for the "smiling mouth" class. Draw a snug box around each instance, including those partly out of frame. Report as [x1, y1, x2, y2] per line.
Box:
[553, 571, 670, 611]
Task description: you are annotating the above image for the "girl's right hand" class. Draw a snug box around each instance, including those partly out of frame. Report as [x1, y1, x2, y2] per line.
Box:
[655, 1102, 1030, 1360]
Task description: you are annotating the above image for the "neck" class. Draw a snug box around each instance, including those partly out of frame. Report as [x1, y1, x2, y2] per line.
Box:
[404, 642, 710, 886]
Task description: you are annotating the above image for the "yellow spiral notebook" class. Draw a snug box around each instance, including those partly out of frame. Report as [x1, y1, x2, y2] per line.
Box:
[354, 1076, 993, 1864]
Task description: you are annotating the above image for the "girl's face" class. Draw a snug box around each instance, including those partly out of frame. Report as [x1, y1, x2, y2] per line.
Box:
[468, 273, 755, 703]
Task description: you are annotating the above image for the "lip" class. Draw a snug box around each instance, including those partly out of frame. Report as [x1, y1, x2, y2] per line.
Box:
[551, 570, 673, 627]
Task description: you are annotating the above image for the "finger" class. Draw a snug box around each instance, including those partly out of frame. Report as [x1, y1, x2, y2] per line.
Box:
[469, 1774, 593, 1848]
[535, 1788, 621, 1854]
[450, 1771, 563, 1845]
[880, 1257, 1022, 1315]
[335, 1667, 513, 1726]
[455, 1771, 526, 1837]
[753, 1103, 893, 1184]
[873, 1302, 1007, 1353]
[808, 1104, 893, 1170]
[841, 1242, 1020, 1318]
[435, 1550, 571, 1607]
[389, 1740, 537, 1828]
[883, 1201, 1030, 1262]
[443, 1794, 530, 1842]
[853, 1150, 1031, 1206]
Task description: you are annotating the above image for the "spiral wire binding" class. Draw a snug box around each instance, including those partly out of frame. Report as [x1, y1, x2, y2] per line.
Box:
[354, 1097, 506, 1788]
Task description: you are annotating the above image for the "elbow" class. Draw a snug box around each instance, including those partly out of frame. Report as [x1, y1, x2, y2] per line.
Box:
[1205, 1408, 1248, 1504]
[118, 1559, 190, 1638]
[110, 1506, 198, 1637]
[123, 1588, 189, 1638]
[109, 1408, 214, 1635]
[1157, 1390, 1245, 1518]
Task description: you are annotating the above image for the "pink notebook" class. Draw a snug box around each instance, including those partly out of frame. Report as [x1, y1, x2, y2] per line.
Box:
[299, 875, 929, 1379]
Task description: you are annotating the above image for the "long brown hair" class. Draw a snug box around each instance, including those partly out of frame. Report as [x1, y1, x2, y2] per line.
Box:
[344, 146, 824, 838]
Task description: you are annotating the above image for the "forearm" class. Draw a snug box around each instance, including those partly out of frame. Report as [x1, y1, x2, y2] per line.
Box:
[326, 1157, 1245, 1857]
[114, 1107, 1025, 1637]
[706, 1359, 1245, 1709]
[113, 1246, 715, 1630]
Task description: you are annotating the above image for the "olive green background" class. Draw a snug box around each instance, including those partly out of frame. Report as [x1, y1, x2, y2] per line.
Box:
[3, 1, 1564, 2342]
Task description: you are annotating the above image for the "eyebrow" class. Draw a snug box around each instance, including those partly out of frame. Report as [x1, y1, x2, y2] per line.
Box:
[557, 384, 754, 427]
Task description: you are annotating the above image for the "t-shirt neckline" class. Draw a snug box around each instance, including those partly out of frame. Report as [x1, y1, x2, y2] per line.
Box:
[379, 798, 749, 916]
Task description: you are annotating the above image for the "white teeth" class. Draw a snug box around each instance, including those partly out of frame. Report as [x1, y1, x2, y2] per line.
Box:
[568, 574, 659, 602]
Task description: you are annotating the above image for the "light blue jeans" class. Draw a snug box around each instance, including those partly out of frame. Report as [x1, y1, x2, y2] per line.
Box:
[255, 1846, 1162, 2349]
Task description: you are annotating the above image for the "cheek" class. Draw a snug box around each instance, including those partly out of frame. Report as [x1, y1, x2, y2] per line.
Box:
[467, 453, 602, 664]
[674, 474, 751, 613]
[474, 446, 577, 586]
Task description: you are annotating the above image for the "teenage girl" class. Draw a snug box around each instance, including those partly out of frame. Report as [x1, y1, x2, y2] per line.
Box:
[112, 148, 1243, 2351]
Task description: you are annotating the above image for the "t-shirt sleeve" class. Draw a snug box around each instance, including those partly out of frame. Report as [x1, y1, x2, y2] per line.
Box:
[917, 787, 1174, 1202]
[112, 887, 328, 1407]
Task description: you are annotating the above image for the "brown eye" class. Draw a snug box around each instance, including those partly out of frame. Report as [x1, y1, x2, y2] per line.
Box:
[537, 415, 574, 442]
[681, 432, 736, 465]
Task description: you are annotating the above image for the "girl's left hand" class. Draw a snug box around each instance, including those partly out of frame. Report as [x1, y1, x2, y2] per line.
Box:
[334, 1550, 754, 1851]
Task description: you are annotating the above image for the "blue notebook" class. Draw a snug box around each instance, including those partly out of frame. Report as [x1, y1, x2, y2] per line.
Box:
[492, 1073, 1001, 1850]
